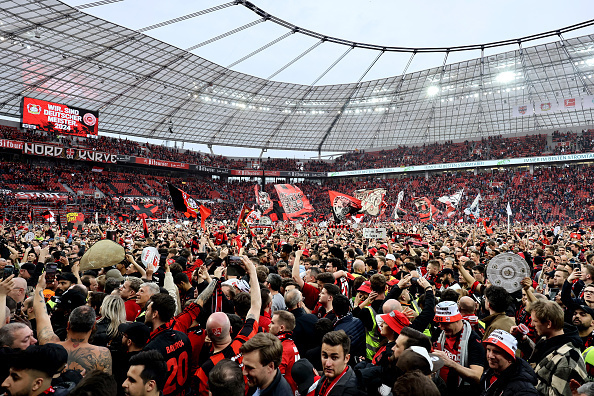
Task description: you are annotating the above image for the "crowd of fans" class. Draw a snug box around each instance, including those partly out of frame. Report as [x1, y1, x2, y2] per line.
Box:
[2, 125, 594, 172]
[1, 216, 594, 396]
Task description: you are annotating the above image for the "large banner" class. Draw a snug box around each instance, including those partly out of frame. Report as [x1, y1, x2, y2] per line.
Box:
[0, 139, 23, 150]
[14, 192, 69, 201]
[513, 96, 594, 117]
[274, 184, 314, 220]
[22, 142, 116, 163]
[21, 97, 99, 137]
[353, 188, 386, 216]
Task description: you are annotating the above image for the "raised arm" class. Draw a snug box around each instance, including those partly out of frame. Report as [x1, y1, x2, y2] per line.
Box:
[242, 255, 261, 322]
[0, 275, 15, 328]
[292, 250, 304, 288]
[33, 274, 60, 344]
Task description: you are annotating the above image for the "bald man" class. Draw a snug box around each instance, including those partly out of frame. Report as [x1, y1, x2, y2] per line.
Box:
[458, 296, 484, 336]
[8, 277, 27, 303]
[382, 299, 402, 314]
[193, 256, 261, 396]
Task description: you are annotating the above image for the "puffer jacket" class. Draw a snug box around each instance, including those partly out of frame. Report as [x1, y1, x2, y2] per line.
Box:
[334, 313, 366, 358]
[479, 358, 538, 396]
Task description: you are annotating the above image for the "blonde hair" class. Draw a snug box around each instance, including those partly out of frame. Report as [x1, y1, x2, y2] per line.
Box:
[99, 295, 126, 339]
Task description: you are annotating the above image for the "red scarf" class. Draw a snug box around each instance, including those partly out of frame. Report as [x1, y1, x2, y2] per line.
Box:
[318, 366, 348, 396]
[276, 331, 293, 342]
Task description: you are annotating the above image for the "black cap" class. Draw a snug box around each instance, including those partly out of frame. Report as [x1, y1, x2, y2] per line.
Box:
[119, 322, 151, 347]
[439, 268, 454, 277]
[56, 272, 77, 284]
[12, 343, 68, 376]
[577, 305, 594, 318]
[545, 270, 556, 278]
[291, 358, 317, 396]
[54, 289, 86, 310]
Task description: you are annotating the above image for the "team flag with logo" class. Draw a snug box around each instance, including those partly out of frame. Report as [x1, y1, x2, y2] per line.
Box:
[512, 104, 534, 118]
[438, 189, 464, 217]
[274, 184, 314, 221]
[168, 183, 200, 218]
[255, 185, 287, 222]
[328, 191, 361, 223]
[353, 188, 386, 216]
[412, 197, 439, 222]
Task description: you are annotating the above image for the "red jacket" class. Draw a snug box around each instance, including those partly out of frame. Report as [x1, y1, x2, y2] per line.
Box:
[278, 332, 300, 393]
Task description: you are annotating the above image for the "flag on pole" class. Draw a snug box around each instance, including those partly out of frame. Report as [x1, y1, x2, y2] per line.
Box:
[438, 189, 464, 217]
[199, 205, 211, 231]
[41, 210, 55, 223]
[464, 193, 482, 219]
[393, 191, 407, 219]
[506, 202, 512, 217]
[168, 183, 199, 218]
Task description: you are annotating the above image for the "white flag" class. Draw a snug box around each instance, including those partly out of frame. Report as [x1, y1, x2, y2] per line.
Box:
[394, 191, 405, 219]
[583, 95, 594, 110]
[438, 189, 464, 207]
[512, 104, 534, 117]
[464, 193, 481, 218]
[506, 202, 512, 216]
[534, 101, 559, 115]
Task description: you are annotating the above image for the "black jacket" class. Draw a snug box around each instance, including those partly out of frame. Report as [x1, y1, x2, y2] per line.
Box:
[257, 369, 293, 396]
[290, 307, 318, 355]
[479, 358, 538, 396]
[315, 366, 364, 396]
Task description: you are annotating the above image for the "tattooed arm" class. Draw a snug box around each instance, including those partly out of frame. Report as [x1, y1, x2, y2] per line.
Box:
[66, 346, 113, 374]
[33, 274, 59, 344]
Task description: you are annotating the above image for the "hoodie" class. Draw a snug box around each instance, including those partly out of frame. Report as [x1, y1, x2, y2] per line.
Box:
[479, 358, 538, 396]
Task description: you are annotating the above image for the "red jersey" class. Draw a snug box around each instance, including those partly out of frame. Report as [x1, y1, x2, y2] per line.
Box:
[302, 282, 320, 311]
[193, 318, 258, 396]
[277, 332, 300, 393]
[124, 298, 141, 322]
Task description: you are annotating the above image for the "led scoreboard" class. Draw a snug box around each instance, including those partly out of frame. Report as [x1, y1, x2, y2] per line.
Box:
[21, 97, 99, 138]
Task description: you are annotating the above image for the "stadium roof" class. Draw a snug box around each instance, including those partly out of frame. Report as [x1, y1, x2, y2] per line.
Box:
[0, 1, 594, 152]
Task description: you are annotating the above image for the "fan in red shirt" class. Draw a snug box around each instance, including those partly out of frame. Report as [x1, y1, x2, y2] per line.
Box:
[213, 225, 228, 246]
[269, 310, 300, 393]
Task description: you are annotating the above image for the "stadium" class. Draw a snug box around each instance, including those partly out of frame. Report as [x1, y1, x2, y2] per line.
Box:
[1, 2, 594, 395]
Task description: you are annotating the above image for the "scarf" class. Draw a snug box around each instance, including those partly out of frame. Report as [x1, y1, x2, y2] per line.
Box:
[211, 278, 223, 313]
[276, 331, 293, 342]
[319, 366, 348, 396]
[437, 319, 472, 385]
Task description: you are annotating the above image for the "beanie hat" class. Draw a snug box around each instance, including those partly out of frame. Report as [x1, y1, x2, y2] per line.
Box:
[434, 301, 463, 323]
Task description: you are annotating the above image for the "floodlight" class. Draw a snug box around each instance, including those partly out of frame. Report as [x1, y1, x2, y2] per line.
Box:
[427, 86, 439, 96]
[496, 71, 516, 83]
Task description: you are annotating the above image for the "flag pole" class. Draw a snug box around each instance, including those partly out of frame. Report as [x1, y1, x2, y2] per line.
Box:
[507, 214, 510, 234]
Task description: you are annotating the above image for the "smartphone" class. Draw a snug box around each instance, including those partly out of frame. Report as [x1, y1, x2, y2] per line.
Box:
[3, 265, 14, 279]
[229, 256, 242, 265]
[45, 263, 58, 283]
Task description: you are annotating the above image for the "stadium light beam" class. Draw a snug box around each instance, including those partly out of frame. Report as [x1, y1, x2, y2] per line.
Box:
[427, 86, 440, 96]
[496, 71, 516, 83]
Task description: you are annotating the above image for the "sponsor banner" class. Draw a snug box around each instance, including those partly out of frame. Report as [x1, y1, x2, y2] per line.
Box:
[21, 97, 99, 137]
[264, 171, 281, 177]
[0, 188, 12, 195]
[190, 164, 230, 175]
[0, 139, 24, 150]
[513, 96, 594, 117]
[231, 169, 264, 177]
[116, 154, 134, 163]
[327, 152, 594, 177]
[134, 157, 189, 170]
[22, 142, 116, 163]
[15, 192, 69, 201]
[278, 170, 325, 178]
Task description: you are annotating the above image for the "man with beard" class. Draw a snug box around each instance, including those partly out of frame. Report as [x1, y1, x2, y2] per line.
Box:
[55, 272, 77, 296]
[122, 350, 167, 396]
[142, 293, 192, 396]
[240, 332, 292, 395]
[572, 305, 594, 349]
[1, 343, 68, 396]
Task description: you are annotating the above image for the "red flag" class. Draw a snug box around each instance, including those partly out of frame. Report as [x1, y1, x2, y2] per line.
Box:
[412, 197, 439, 222]
[274, 184, 314, 220]
[328, 191, 361, 223]
[237, 204, 252, 230]
[199, 205, 211, 231]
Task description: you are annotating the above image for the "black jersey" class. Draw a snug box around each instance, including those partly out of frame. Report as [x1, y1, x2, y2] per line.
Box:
[144, 325, 193, 396]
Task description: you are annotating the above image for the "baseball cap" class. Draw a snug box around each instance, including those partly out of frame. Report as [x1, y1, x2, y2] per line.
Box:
[368, 247, 377, 256]
[53, 289, 87, 310]
[385, 254, 396, 261]
[105, 268, 124, 282]
[291, 359, 318, 396]
[434, 301, 463, 323]
[379, 310, 411, 334]
[380, 244, 389, 251]
[119, 322, 151, 347]
[56, 272, 77, 284]
[396, 346, 445, 375]
[576, 305, 594, 318]
[483, 329, 517, 359]
[357, 281, 372, 294]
